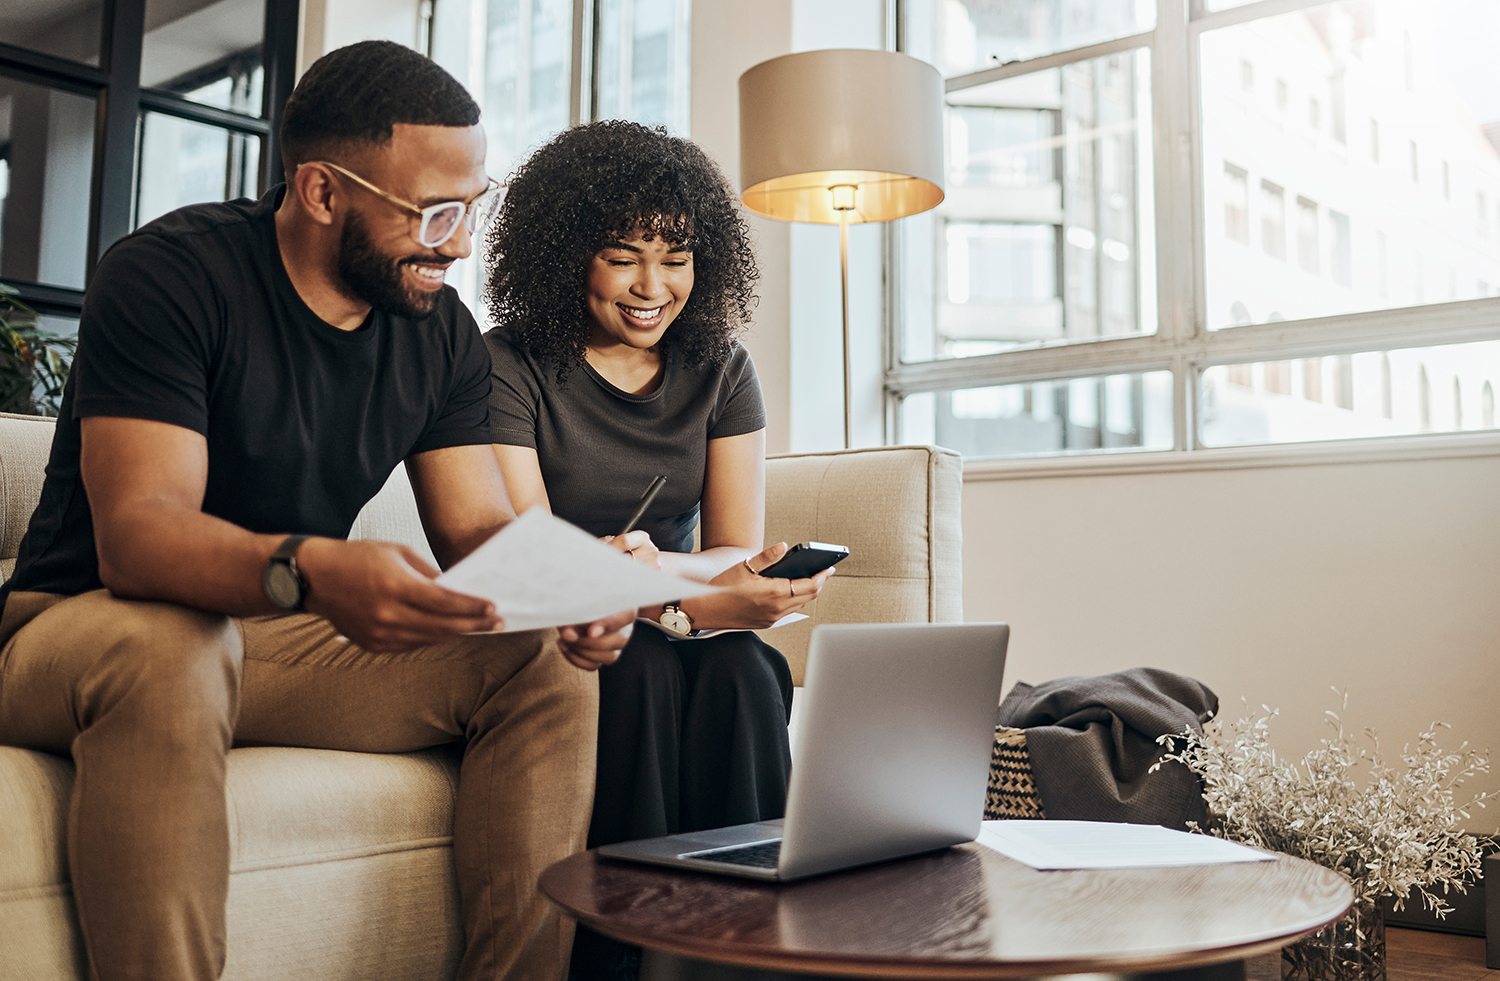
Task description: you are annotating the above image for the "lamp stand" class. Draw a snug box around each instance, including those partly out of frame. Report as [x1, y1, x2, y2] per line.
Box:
[838, 207, 852, 449]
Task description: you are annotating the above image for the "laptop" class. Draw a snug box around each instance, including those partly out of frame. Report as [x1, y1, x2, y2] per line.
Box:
[597, 621, 1010, 882]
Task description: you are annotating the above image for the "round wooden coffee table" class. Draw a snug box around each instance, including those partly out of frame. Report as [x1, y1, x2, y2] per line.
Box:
[541, 843, 1352, 981]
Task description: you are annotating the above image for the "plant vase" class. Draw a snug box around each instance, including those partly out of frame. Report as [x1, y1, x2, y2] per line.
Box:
[1281, 901, 1385, 981]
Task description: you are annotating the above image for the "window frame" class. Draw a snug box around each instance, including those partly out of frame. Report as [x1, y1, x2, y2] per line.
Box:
[0, 0, 298, 319]
[883, 0, 1500, 462]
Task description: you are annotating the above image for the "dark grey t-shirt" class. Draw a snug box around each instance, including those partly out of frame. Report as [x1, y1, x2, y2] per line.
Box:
[485, 331, 766, 554]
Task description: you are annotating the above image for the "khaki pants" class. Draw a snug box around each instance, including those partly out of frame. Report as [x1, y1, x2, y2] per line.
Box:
[0, 589, 598, 981]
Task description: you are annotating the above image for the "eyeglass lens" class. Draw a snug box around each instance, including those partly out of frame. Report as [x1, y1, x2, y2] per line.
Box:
[417, 189, 500, 248]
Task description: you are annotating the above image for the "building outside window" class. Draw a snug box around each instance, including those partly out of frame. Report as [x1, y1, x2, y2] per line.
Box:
[890, 0, 1500, 459]
[1224, 163, 1249, 243]
[428, 0, 691, 315]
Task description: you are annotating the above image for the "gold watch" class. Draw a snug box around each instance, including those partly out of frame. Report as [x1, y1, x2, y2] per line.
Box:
[659, 603, 694, 637]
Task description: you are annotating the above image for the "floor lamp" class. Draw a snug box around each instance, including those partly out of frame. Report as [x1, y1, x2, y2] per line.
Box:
[738, 48, 945, 448]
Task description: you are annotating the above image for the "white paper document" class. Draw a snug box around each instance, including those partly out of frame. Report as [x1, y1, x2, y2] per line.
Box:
[436, 508, 720, 632]
[977, 819, 1274, 870]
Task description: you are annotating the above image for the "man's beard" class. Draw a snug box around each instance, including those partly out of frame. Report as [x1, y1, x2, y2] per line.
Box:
[337, 210, 445, 319]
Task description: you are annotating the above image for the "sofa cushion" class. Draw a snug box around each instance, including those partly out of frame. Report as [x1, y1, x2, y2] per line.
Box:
[0, 744, 465, 980]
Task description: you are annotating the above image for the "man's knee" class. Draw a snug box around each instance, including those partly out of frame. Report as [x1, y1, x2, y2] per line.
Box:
[7, 591, 242, 739]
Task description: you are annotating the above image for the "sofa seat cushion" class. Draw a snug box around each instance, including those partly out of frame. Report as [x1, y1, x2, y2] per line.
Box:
[0, 744, 466, 981]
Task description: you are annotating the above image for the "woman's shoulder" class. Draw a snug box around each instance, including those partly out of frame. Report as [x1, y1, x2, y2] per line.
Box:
[674, 338, 757, 381]
[485, 327, 549, 377]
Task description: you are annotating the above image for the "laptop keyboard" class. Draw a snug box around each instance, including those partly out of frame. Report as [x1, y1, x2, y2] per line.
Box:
[682, 839, 782, 869]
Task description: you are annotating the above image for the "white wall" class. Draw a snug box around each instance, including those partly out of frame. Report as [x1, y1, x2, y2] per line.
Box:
[690, 0, 795, 454]
[298, 0, 420, 75]
[963, 448, 1500, 812]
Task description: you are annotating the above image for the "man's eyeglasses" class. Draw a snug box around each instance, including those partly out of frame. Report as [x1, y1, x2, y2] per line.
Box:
[307, 160, 502, 249]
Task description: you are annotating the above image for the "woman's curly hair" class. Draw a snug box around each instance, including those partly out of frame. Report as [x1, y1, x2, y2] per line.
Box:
[483, 120, 759, 379]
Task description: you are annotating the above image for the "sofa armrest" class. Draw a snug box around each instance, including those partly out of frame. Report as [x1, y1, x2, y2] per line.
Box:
[759, 445, 963, 685]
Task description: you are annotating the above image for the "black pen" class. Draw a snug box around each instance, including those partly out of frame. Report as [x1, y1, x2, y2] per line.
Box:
[617, 475, 667, 537]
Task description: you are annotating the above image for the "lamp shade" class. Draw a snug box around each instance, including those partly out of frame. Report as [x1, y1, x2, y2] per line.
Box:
[739, 48, 945, 224]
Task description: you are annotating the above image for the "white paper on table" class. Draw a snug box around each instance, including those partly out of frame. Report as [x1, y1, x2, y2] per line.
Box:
[436, 507, 720, 632]
[976, 819, 1275, 870]
[636, 612, 808, 640]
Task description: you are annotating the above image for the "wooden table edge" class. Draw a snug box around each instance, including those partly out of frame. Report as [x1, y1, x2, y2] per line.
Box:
[542, 850, 1355, 980]
[568, 921, 1350, 980]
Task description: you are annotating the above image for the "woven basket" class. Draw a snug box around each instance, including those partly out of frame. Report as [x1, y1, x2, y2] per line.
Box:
[985, 725, 1045, 819]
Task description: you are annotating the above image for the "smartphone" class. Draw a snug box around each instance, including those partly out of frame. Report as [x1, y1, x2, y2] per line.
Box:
[757, 542, 850, 579]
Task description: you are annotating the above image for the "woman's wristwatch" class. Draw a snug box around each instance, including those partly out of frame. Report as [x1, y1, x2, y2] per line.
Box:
[659, 602, 695, 637]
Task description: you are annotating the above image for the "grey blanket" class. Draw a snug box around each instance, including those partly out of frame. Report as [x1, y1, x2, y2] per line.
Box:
[996, 667, 1218, 830]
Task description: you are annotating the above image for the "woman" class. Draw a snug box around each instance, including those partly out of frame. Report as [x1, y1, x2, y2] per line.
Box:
[482, 121, 832, 978]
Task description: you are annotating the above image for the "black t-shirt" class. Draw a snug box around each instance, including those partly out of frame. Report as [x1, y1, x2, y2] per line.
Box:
[1, 187, 492, 601]
[486, 331, 765, 554]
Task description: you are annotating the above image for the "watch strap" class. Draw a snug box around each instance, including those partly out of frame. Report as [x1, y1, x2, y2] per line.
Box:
[272, 534, 311, 563]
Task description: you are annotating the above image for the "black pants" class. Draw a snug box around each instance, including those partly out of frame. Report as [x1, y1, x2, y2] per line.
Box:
[571, 627, 794, 981]
[587, 625, 795, 848]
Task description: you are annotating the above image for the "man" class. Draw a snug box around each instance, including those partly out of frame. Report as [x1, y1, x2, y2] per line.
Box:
[0, 41, 634, 981]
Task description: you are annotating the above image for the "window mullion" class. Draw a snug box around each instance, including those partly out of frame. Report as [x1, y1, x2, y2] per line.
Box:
[88, 0, 145, 277]
[1194, 298, 1500, 365]
[1154, 0, 1196, 351]
[887, 334, 1173, 394]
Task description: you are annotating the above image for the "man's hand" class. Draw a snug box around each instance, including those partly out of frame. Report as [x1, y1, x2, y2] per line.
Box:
[296, 537, 504, 652]
[557, 609, 635, 670]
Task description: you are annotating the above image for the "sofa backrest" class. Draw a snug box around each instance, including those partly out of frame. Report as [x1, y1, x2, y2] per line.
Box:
[758, 445, 963, 684]
[0, 415, 965, 687]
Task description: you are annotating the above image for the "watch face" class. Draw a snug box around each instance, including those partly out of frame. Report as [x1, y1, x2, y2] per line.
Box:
[264, 562, 304, 610]
[660, 609, 692, 635]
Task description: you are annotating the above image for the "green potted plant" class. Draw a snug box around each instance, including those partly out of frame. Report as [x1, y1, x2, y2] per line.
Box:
[0, 283, 78, 416]
[1157, 692, 1493, 981]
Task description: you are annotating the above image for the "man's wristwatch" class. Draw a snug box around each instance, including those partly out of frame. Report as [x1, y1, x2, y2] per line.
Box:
[262, 535, 312, 611]
[659, 602, 694, 637]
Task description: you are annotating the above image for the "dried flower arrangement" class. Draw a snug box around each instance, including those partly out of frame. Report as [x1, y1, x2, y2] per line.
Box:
[1155, 691, 1495, 981]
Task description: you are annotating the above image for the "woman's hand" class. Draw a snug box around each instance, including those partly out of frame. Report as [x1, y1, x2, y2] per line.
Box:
[603, 530, 660, 569]
[677, 542, 835, 630]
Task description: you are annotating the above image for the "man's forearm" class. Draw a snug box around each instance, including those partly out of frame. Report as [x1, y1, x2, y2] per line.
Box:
[94, 502, 289, 616]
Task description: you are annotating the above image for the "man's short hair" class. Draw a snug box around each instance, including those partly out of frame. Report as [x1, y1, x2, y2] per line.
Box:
[279, 40, 481, 172]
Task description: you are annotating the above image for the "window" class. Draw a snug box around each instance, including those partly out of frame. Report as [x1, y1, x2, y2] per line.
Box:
[429, 0, 692, 310]
[1328, 210, 1351, 287]
[891, 0, 1500, 458]
[1224, 164, 1249, 243]
[1261, 181, 1286, 260]
[1296, 197, 1319, 275]
[0, 0, 297, 325]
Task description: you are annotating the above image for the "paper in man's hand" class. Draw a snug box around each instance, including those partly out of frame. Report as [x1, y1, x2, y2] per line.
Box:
[436, 507, 720, 632]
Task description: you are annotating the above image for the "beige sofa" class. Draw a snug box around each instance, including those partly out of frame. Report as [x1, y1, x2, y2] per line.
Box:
[0, 410, 962, 980]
